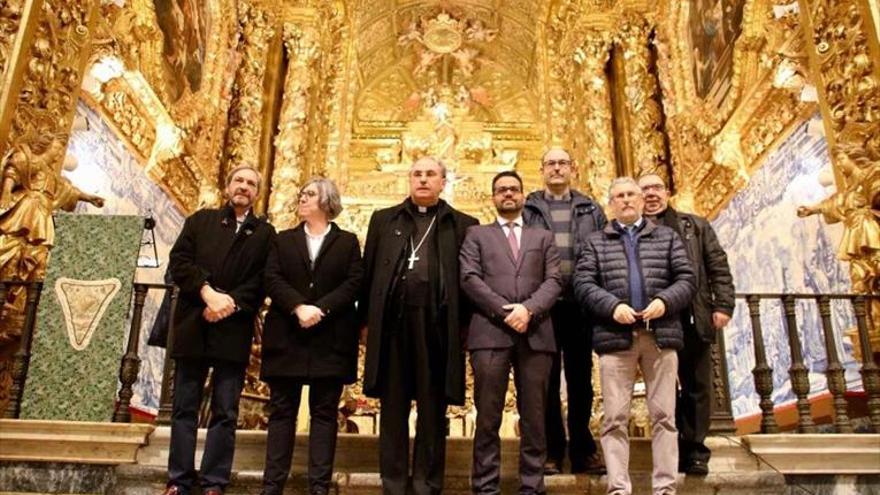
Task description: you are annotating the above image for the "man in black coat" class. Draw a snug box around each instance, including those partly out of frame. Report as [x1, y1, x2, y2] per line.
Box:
[574, 177, 695, 495]
[163, 165, 274, 495]
[638, 174, 735, 476]
[523, 148, 607, 475]
[361, 156, 478, 495]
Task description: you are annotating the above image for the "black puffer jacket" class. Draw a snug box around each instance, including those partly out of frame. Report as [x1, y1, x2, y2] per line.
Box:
[573, 220, 696, 354]
[651, 207, 735, 343]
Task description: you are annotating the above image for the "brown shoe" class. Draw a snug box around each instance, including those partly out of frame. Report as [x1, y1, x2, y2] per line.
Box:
[161, 486, 182, 495]
[544, 459, 561, 475]
[581, 453, 606, 475]
[203, 490, 222, 495]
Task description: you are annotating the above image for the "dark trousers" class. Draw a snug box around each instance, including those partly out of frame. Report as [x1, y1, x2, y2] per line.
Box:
[168, 358, 247, 493]
[676, 326, 713, 464]
[545, 301, 597, 469]
[262, 377, 344, 495]
[471, 340, 553, 495]
[379, 306, 447, 495]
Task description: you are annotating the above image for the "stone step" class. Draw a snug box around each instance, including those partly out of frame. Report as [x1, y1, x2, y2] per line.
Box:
[136, 428, 759, 476]
[113, 464, 788, 495]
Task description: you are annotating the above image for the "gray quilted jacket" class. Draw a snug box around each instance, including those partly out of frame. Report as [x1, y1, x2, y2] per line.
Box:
[573, 220, 696, 354]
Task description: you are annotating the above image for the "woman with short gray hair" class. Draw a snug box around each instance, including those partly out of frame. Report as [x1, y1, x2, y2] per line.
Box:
[259, 176, 362, 495]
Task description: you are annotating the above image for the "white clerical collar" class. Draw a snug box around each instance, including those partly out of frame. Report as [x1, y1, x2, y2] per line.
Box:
[496, 216, 523, 228]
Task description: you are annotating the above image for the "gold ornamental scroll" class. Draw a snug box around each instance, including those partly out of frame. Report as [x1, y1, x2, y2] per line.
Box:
[0, 0, 41, 146]
[797, 0, 880, 340]
[614, 14, 670, 182]
[268, 23, 319, 230]
[574, 31, 616, 203]
[223, 0, 275, 182]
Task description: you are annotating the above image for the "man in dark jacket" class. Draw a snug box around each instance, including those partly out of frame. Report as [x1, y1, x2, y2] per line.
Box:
[361, 156, 478, 495]
[638, 173, 735, 475]
[163, 165, 274, 495]
[523, 147, 606, 474]
[574, 177, 695, 495]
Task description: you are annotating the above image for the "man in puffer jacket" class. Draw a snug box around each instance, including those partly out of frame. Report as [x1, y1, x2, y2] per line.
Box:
[573, 177, 695, 495]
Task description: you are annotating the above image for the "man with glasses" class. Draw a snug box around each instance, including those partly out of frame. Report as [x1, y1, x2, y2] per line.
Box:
[361, 156, 478, 495]
[573, 177, 695, 495]
[523, 147, 607, 475]
[460, 171, 562, 495]
[637, 174, 734, 476]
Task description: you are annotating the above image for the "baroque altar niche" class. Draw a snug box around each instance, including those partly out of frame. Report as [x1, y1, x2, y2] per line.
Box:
[341, 7, 545, 228]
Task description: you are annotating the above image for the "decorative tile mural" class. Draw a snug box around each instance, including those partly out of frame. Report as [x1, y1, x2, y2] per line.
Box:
[712, 113, 861, 419]
[65, 101, 185, 414]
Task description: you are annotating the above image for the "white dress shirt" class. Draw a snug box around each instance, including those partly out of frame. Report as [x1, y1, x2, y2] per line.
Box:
[304, 223, 331, 264]
[496, 216, 523, 250]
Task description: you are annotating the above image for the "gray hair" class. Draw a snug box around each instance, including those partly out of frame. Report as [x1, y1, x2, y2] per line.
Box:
[410, 155, 448, 178]
[607, 176, 642, 202]
[301, 177, 343, 220]
[540, 146, 573, 163]
[226, 164, 263, 194]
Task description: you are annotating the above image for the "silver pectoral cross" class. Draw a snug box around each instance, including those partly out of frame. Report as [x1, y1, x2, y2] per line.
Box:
[407, 252, 419, 270]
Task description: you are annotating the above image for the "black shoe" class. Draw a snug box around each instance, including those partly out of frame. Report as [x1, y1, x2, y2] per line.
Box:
[544, 460, 561, 475]
[571, 453, 606, 475]
[683, 459, 709, 475]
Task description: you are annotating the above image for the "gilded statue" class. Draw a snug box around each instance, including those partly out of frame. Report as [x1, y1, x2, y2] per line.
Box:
[797, 150, 880, 331]
[0, 133, 104, 411]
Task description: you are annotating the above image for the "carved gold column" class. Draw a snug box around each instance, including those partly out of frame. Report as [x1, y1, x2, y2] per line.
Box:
[574, 31, 616, 202]
[224, 0, 275, 180]
[267, 24, 318, 230]
[614, 15, 670, 181]
[797, 0, 880, 346]
[0, 0, 41, 144]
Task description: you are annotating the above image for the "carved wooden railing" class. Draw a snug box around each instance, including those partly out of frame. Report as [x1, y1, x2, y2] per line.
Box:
[735, 293, 880, 434]
[1, 281, 44, 419]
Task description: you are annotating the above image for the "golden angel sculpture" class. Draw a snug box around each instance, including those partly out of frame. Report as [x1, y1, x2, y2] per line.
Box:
[0, 133, 104, 411]
[798, 149, 880, 331]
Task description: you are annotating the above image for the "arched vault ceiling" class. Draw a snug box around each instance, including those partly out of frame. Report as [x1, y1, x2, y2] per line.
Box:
[348, 0, 548, 125]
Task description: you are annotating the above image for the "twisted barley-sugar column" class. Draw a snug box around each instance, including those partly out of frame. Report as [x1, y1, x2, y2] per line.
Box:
[614, 14, 669, 182]
[268, 23, 319, 231]
[575, 32, 616, 201]
[224, 0, 275, 181]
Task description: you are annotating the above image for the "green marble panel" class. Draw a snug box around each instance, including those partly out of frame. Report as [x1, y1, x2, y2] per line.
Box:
[20, 214, 143, 421]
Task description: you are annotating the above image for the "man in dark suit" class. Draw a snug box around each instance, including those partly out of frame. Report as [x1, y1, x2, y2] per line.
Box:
[460, 171, 562, 495]
[361, 156, 478, 495]
[638, 173, 734, 475]
[163, 165, 274, 495]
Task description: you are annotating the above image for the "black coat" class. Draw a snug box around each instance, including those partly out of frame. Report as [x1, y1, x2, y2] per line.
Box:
[260, 223, 363, 383]
[360, 199, 478, 405]
[168, 205, 274, 363]
[573, 220, 696, 354]
[654, 207, 735, 343]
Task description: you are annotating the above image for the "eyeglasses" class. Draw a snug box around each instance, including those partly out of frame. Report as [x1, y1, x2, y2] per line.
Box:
[299, 189, 318, 198]
[493, 185, 522, 195]
[542, 159, 572, 168]
[640, 183, 666, 192]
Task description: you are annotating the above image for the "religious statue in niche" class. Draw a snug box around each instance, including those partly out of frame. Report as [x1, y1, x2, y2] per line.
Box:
[0, 133, 104, 411]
